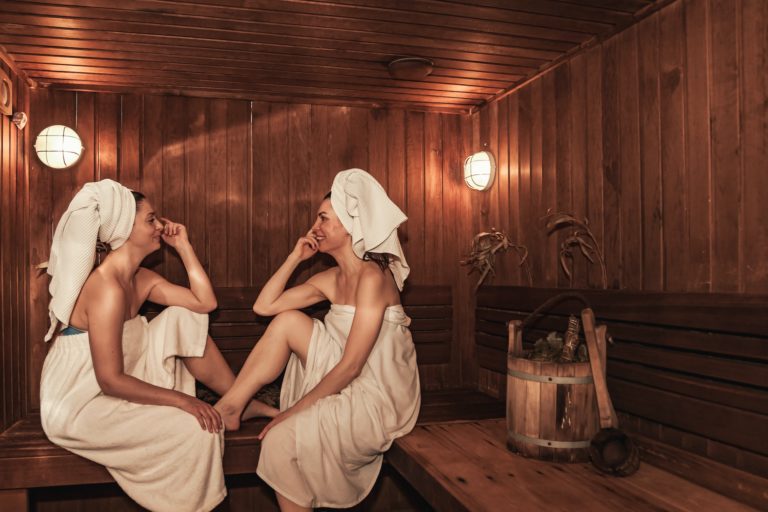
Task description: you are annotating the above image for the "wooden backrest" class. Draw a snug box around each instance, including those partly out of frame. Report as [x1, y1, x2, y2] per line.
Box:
[475, 286, 768, 480]
[146, 285, 453, 373]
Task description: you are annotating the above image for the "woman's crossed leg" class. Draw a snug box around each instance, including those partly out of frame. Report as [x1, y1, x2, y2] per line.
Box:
[215, 310, 314, 431]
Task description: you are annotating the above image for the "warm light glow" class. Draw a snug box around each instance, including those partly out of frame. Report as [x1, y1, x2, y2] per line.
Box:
[463, 150, 496, 191]
[34, 125, 83, 169]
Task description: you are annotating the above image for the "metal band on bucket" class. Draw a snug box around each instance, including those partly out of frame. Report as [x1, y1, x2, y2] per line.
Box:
[508, 431, 591, 449]
[507, 368, 593, 385]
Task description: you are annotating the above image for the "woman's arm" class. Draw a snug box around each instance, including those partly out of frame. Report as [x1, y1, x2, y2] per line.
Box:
[252, 231, 328, 316]
[87, 281, 222, 432]
[143, 218, 217, 313]
[258, 268, 387, 439]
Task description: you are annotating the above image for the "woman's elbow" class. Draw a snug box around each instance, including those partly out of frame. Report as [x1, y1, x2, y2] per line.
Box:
[95, 375, 120, 396]
[201, 298, 217, 313]
[252, 303, 273, 317]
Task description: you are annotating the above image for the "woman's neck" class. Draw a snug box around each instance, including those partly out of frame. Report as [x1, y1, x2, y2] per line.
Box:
[100, 245, 145, 284]
[329, 245, 364, 277]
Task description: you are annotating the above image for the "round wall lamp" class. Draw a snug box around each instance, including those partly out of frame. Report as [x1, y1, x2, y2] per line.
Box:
[34, 125, 84, 169]
[388, 57, 434, 80]
[463, 150, 496, 191]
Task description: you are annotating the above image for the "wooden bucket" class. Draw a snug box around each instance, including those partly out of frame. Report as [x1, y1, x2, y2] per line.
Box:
[506, 320, 601, 462]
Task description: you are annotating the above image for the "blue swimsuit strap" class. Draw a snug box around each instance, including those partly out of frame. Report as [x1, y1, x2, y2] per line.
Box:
[60, 325, 86, 336]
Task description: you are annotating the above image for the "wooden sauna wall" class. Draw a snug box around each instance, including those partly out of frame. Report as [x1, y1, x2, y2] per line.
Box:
[26, 91, 477, 410]
[472, 0, 768, 397]
[0, 61, 29, 432]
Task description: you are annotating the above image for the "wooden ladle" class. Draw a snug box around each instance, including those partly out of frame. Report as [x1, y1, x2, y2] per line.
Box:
[581, 308, 640, 476]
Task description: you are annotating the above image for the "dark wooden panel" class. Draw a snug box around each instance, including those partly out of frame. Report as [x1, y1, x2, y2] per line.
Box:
[1, 61, 29, 431]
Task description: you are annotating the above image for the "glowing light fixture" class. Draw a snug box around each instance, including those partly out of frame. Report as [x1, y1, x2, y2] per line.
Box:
[34, 125, 83, 169]
[463, 150, 496, 191]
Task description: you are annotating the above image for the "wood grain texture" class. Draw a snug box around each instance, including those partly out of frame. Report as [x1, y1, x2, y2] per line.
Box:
[389, 418, 758, 512]
[0, 62, 29, 433]
[472, 0, 767, 293]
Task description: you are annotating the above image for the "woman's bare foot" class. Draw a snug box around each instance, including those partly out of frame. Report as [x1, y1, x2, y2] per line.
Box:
[214, 400, 242, 431]
[242, 399, 280, 421]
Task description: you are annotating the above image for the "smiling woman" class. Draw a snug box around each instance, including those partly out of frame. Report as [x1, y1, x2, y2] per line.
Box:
[38, 179, 276, 512]
[215, 168, 420, 511]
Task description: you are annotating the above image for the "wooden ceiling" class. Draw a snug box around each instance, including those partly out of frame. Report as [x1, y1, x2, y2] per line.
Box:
[0, 0, 662, 113]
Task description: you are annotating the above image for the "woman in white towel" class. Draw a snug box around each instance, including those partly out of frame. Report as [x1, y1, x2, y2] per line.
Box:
[40, 179, 277, 512]
[215, 168, 421, 511]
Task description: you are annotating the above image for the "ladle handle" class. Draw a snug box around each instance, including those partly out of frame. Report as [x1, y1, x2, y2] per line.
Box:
[582, 308, 618, 429]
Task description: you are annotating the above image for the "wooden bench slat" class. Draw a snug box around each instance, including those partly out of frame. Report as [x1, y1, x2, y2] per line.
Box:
[477, 307, 768, 362]
[610, 361, 768, 415]
[609, 377, 768, 455]
[610, 342, 768, 388]
[478, 286, 768, 335]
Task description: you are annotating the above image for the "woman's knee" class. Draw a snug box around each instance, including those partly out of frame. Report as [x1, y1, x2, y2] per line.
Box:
[268, 311, 314, 360]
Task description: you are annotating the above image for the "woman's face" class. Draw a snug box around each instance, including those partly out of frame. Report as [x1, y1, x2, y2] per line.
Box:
[311, 198, 349, 253]
[128, 200, 163, 253]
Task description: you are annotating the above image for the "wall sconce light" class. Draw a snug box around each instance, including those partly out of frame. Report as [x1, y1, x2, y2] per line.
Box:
[12, 112, 27, 130]
[463, 150, 496, 191]
[34, 125, 84, 169]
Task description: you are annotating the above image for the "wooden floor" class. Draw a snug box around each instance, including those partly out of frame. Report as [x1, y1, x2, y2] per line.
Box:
[388, 419, 758, 512]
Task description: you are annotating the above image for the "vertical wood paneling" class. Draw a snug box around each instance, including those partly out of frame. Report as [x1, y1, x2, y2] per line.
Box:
[1, 63, 29, 429]
[206, 99, 228, 284]
[541, 72, 557, 287]
[473, 0, 764, 296]
[601, 36, 621, 290]
[684, 0, 712, 292]
[585, 47, 605, 290]
[405, 112, 425, 283]
[638, 15, 664, 291]
[226, 101, 250, 287]
[741, 0, 768, 293]
[617, 27, 642, 291]
[709, 0, 741, 292]
[568, 55, 588, 289]
[660, 2, 688, 292]
[424, 113, 443, 283]
[554, 66, 572, 288]
[163, 96, 187, 284]
[251, 101, 271, 283]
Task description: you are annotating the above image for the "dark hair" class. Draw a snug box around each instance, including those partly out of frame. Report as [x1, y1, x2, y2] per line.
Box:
[323, 191, 331, 200]
[363, 252, 391, 272]
[131, 190, 145, 211]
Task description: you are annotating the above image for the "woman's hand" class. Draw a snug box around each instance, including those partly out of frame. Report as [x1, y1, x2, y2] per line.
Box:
[159, 217, 190, 249]
[257, 409, 293, 440]
[177, 394, 223, 433]
[290, 229, 319, 262]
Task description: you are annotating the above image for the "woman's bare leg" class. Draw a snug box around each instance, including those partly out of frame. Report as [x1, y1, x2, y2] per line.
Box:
[276, 492, 311, 512]
[183, 336, 279, 420]
[215, 310, 314, 431]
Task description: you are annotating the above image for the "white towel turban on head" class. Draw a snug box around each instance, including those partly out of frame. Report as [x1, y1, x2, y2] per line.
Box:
[330, 168, 410, 291]
[44, 179, 137, 341]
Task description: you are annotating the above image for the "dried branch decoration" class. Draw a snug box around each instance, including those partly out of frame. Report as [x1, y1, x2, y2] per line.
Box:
[543, 210, 607, 289]
[461, 228, 532, 290]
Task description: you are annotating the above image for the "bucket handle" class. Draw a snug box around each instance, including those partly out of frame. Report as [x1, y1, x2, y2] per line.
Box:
[582, 308, 618, 429]
[507, 320, 524, 356]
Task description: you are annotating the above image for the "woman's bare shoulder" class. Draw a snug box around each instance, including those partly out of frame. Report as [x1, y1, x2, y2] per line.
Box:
[80, 270, 126, 310]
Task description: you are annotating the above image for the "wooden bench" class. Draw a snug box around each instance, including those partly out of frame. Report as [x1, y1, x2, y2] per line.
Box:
[0, 285, 504, 511]
[468, 285, 768, 510]
[387, 418, 759, 512]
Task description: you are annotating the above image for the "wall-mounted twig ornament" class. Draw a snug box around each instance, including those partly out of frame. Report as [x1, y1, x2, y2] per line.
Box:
[542, 210, 607, 289]
[461, 228, 532, 290]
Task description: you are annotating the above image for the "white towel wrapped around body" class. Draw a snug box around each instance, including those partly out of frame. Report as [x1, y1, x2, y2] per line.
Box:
[40, 307, 226, 512]
[330, 168, 410, 290]
[45, 179, 136, 341]
[256, 305, 421, 508]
